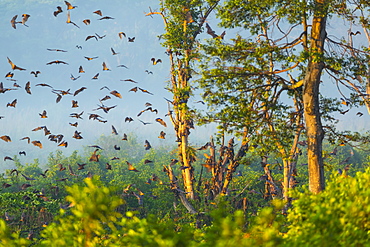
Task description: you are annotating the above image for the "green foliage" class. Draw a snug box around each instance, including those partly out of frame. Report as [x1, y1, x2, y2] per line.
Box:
[40, 177, 124, 246]
[159, 0, 211, 51]
[0, 191, 60, 238]
[199, 209, 248, 246]
[0, 219, 30, 247]
[242, 199, 286, 246]
[285, 168, 370, 246]
[2, 169, 199, 246]
[1, 166, 370, 246]
[197, 21, 305, 160]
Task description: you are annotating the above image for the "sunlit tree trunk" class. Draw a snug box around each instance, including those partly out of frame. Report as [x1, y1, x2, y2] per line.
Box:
[303, 0, 327, 193]
[147, 1, 220, 199]
[176, 50, 195, 199]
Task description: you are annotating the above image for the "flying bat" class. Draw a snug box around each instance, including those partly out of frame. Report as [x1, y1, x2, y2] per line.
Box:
[25, 81, 31, 94]
[85, 35, 98, 41]
[139, 119, 152, 125]
[118, 32, 126, 39]
[99, 16, 114, 20]
[10, 15, 19, 29]
[71, 100, 78, 108]
[69, 122, 78, 127]
[139, 87, 153, 95]
[95, 33, 106, 39]
[89, 149, 100, 162]
[126, 161, 139, 172]
[85, 56, 98, 61]
[7, 57, 26, 70]
[78, 65, 85, 73]
[0, 135, 11, 142]
[54, 6, 63, 17]
[100, 95, 111, 101]
[117, 64, 129, 69]
[144, 140, 152, 150]
[151, 58, 162, 65]
[21, 14, 30, 26]
[74, 87, 87, 96]
[66, 11, 79, 28]
[31, 140, 43, 149]
[112, 125, 118, 135]
[102, 62, 110, 71]
[105, 163, 112, 170]
[77, 163, 86, 170]
[39, 110, 47, 118]
[155, 118, 167, 127]
[58, 141, 68, 147]
[92, 73, 99, 80]
[30, 71, 41, 77]
[6, 99, 17, 107]
[36, 83, 53, 88]
[121, 79, 138, 83]
[47, 48, 67, 52]
[93, 10, 102, 16]
[111, 47, 119, 55]
[70, 111, 84, 119]
[20, 136, 30, 143]
[125, 117, 133, 122]
[65, 1, 77, 10]
[46, 60, 69, 65]
[205, 23, 226, 39]
[83, 19, 90, 25]
[70, 74, 80, 80]
[21, 173, 35, 181]
[5, 72, 14, 78]
[73, 130, 83, 139]
[158, 131, 166, 139]
[110, 90, 122, 98]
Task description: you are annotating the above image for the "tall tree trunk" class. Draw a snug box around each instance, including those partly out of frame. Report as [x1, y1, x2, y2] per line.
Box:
[167, 50, 195, 199]
[179, 115, 195, 199]
[178, 50, 195, 199]
[303, 0, 327, 193]
[147, 1, 220, 200]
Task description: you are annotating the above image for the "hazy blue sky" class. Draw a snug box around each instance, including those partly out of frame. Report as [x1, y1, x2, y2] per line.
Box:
[0, 0, 217, 168]
[0, 0, 369, 170]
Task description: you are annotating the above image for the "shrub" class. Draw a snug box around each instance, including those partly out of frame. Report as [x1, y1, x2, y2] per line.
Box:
[285, 168, 370, 246]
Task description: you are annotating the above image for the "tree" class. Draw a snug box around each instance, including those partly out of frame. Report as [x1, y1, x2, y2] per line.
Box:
[302, 0, 327, 193]
[146, 0, 221, 199]
[198, 0, 370, 195]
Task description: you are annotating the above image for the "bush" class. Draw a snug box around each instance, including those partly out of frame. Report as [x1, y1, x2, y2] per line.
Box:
[285, 168, 370, 246]
[39, 177, 124, 246]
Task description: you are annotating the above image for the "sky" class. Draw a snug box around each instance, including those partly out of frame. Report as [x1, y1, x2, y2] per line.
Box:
[0, 0, 218, 169]
[0, 0, 369, 170]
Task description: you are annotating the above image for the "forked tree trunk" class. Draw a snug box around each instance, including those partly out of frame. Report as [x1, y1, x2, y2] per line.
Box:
[282, 154, 299, 201]
[163, 165, 197, 214]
